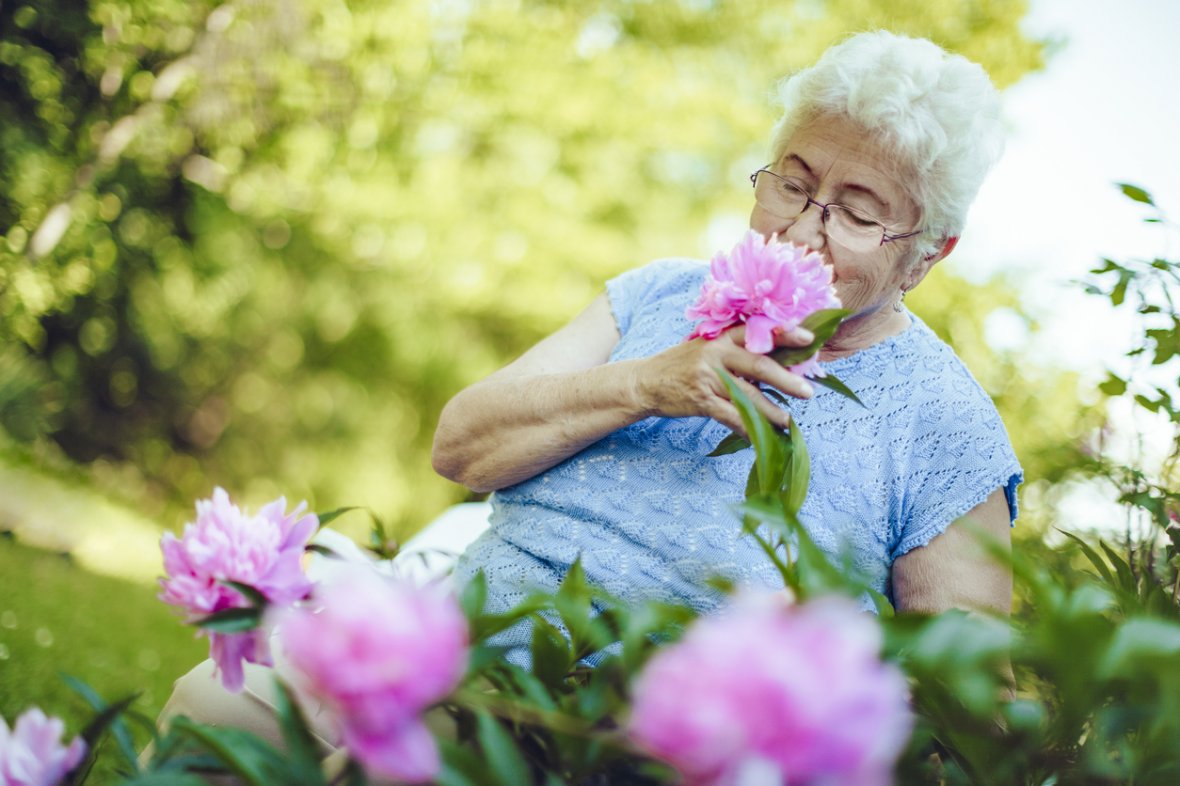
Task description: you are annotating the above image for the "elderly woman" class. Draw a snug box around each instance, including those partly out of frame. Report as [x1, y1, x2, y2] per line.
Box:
[151, 30, 1021, 778]
[433, 30, 1021, 642]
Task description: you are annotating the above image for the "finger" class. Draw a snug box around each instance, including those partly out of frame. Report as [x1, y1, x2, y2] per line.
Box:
[707, 399, 749, 439]
[727, 351, 814, 400]
[772, 325, 816, 347]
[731, 376, 793, 430]
[722, 323, 747, 348]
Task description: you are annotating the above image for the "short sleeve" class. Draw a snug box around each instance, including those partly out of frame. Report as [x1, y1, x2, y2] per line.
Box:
[890, 369, 1023, 560]
[605, 258, 702, 337]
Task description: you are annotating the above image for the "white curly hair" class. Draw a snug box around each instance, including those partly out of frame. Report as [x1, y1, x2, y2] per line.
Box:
[768, 31, 1005, 260]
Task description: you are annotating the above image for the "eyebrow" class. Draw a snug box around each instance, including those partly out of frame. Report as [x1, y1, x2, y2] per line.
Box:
[780, 153, 891, 215]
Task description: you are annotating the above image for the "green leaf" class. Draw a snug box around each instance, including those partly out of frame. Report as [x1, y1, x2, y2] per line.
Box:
[810, 373, 865, 407]
[60, 674, 140, 772]
[304, 543, 342, 559]
[866, 588, 895, 617]
[475, 712, 532, 786]
[169, 716, 293, 786]
[730, 496, 796, 587]
[315, 506, 359, 526]
[1111, 272, 1130, 306]
[1098, 540, 1136, 591]
[782, 418, 810, 514]
[1097, 373, 1127, 397]
[760, 387, 792, 408]
[801, 308, 851, 341]
[554, 559, 611, 658]
[768, 309, 849, 368]
[718, 371, 785, 495]
[465, 644, 514, 677]
[732, 495, 789, 529]
[195, 606, 263, 633]
[469, 598, 549, 642]
[1100, 618, 1180, 676]
[707, 431, 751, 456]
[530, 615, 573, 688]
[66, 692, 138, 786]
[119, 774, 210, 786]
[1057, 530, 1115, 585]
[220, 580, 268, 608]
[368, 511, 397, 559]
[271, 679, 328, 786]
[77, 693, 138, 745]
[489, 661, 559, 711]
[461, 570, 489, 619]
[435, 738, 485, 786]
[768, 345, 815, 368]
[1116, 182, 1155, 206]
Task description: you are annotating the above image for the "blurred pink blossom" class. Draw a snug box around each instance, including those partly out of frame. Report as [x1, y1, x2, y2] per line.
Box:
[687, 230, 840, 374]
[627, 593, 912, 786]
[0, 707, 86, 786]
[159, 487, 317, 691]
[279, 571, 469, 784]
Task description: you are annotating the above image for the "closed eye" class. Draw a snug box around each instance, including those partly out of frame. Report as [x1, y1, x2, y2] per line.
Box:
[838, 205, 883, 228]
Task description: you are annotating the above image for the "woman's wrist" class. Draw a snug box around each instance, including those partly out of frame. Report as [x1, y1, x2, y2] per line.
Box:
[618, 358, 657, 421]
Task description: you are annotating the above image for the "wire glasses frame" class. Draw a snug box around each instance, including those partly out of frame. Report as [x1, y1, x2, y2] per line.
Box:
[750, 168, 922, 249]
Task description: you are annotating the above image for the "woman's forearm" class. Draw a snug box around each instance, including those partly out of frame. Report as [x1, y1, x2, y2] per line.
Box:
[430, 292, 815, 493]
[431, 358, 651, 493]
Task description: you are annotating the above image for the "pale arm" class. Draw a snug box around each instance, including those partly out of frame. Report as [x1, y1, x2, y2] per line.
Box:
[431, 294, 640, 493]
[891, 488, 1013, 616]
[431, 292, 817, 493]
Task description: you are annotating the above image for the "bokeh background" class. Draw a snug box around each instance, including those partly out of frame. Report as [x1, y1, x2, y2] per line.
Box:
[1, 0, 1176, 776]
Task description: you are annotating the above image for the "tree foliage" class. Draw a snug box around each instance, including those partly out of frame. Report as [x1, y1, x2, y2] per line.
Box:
[1, 0, 1048, 529]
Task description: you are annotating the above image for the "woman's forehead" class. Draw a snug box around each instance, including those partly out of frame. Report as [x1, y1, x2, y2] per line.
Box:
[778, 117, 917, 218]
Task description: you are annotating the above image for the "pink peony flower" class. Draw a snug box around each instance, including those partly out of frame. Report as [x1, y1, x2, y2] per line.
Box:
[0, 707, 87, 786]
[687, 230, 841, 373]
[627, 593, 912, 786]
[278, 571, 469, 784]
[159, 488, 317, 692]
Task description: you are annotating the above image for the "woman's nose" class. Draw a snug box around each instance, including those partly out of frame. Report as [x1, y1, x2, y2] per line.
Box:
[782, 203, 827, 251]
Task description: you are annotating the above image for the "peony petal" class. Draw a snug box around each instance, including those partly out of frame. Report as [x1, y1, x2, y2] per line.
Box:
[343, 717, 440, 784]
[743, 315, 776, 354]
[209, 632, 252, 693]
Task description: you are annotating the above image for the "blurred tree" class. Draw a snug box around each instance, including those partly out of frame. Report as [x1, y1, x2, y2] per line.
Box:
[1, 0, 1060, 534]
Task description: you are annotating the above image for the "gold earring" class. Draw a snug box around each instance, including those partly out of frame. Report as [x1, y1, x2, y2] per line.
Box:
[893, 290, 906, 313]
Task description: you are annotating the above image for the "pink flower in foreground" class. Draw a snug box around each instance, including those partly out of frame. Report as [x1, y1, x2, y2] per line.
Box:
[628, 594, 912, 786]
[687, 230, 841, 373]
[279, 572, 469, 784]
[0, 708, 86, 786]
[159, 488, 317, 692]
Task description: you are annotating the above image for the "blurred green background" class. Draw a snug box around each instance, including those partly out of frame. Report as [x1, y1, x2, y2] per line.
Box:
[1, 0, 1102, 774]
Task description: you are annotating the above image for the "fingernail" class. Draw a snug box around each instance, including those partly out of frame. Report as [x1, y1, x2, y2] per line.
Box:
[793, 327, 815, 342]
[801, 381, 814, 397]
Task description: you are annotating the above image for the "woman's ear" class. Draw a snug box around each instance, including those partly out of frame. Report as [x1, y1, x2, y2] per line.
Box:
[907, 236, 959, 290]
[926, 236, 959, 263]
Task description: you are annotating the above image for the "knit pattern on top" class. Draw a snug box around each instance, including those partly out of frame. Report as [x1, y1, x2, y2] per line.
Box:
[453, 258, 1022, 654]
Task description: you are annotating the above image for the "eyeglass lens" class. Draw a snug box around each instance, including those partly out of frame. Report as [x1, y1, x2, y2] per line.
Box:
[753, 172, 885, 252]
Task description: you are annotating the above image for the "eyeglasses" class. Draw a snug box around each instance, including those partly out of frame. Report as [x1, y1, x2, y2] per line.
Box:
[750, 168, 922, 252]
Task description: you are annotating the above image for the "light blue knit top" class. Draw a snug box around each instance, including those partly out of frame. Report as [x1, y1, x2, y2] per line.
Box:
[453, 258, 1022, 649]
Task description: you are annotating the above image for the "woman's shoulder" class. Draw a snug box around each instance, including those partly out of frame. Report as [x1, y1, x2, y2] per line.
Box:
[605, 257, 707, 338]
[607, 257, 707, 298]
[822, 313, 1007, 430]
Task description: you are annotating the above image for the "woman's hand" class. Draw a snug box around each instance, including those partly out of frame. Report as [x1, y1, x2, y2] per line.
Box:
[632, 324, 817, 436]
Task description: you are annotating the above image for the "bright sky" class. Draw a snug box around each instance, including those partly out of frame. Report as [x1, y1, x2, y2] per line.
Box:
[961, 0, 1180, 534]
[961, 0, 1180, 375]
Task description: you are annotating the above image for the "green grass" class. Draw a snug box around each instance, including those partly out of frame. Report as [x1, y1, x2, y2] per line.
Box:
[0, 536, 205, 783]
